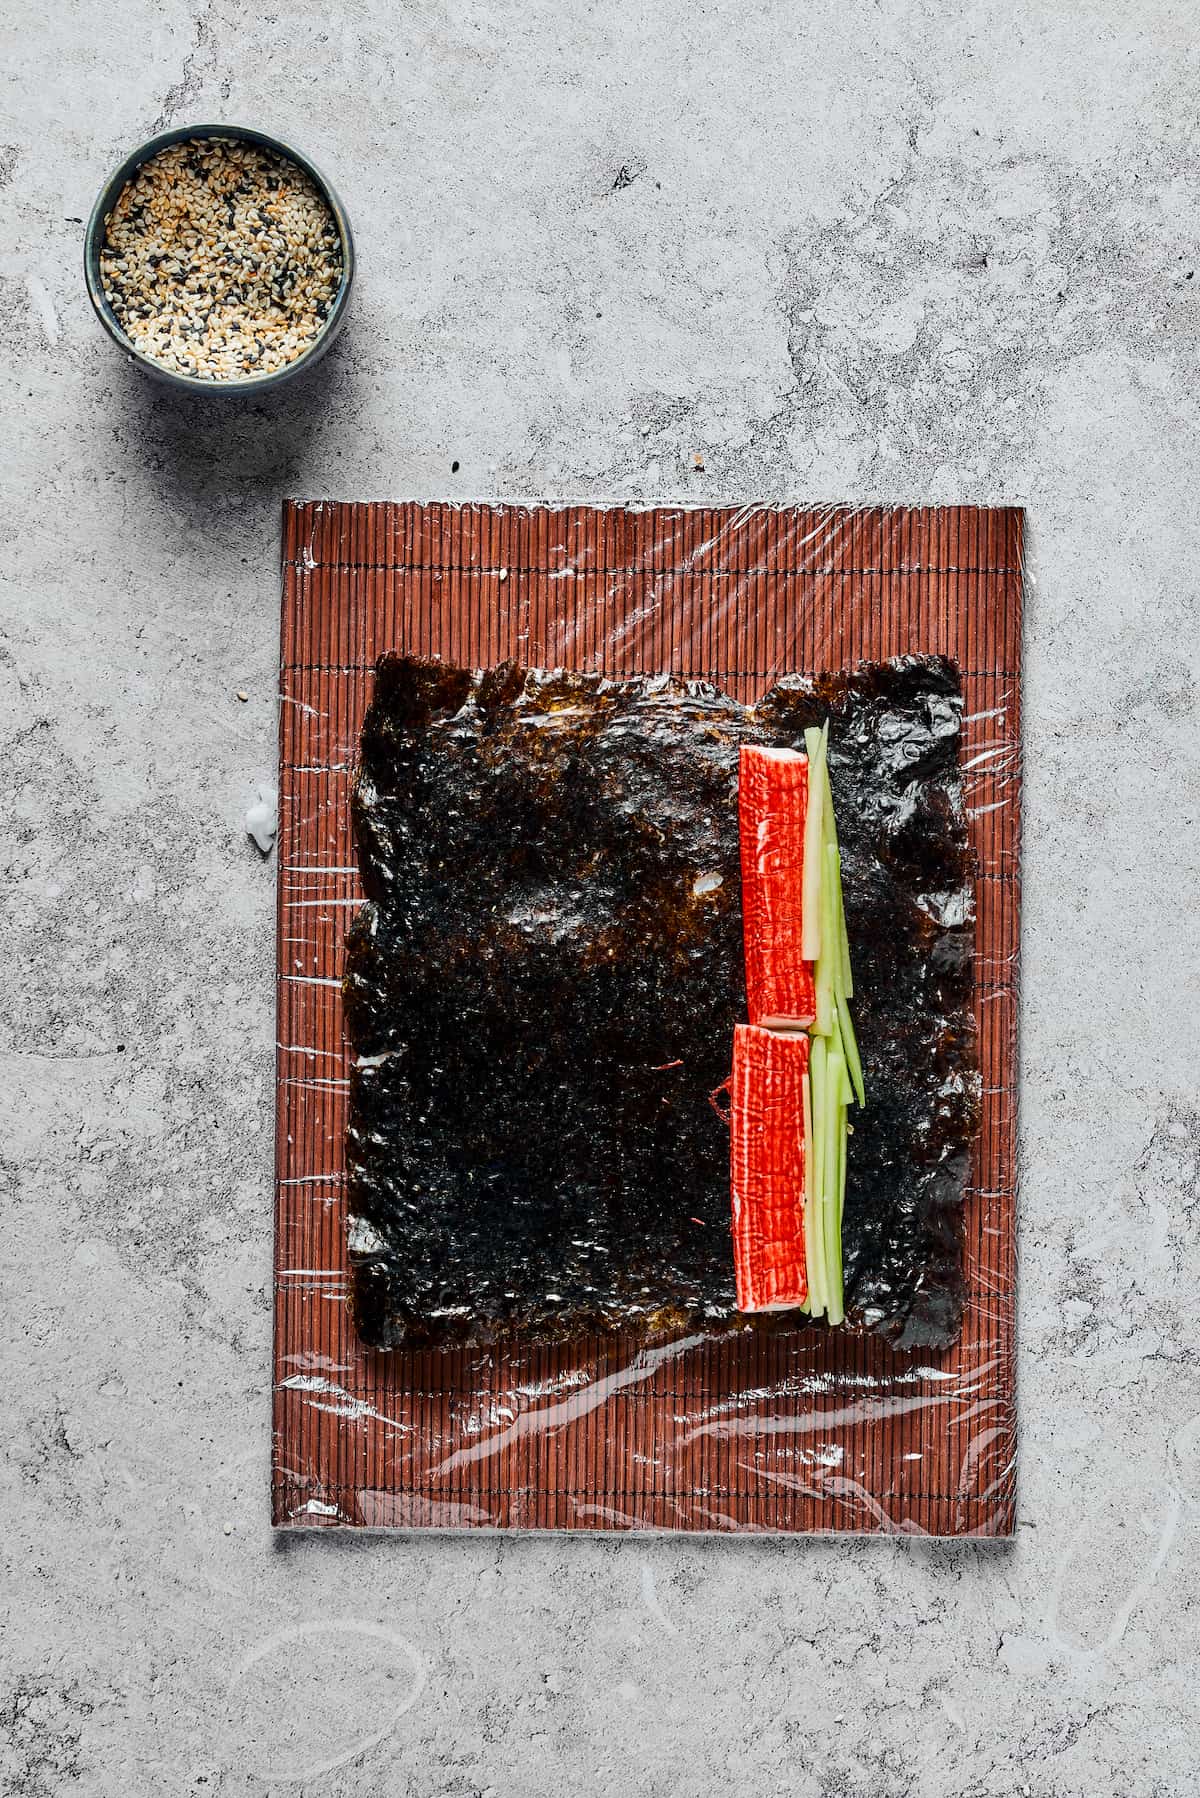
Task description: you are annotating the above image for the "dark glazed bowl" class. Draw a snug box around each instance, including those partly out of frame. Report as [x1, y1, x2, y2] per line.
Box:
[84, 122, 354, 395]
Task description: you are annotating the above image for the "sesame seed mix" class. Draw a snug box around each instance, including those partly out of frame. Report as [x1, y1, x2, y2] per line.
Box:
[99, 136, 343, 381]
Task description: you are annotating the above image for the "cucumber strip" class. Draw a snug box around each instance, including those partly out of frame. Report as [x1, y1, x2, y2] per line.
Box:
[820, 757, 836, 846]
[800, 1059, 814, 1314]
[832, 839, 853, 999]
[834, 841, 852, 999]
[813, 831, 838, 1036]
[834, 989, 866, 1109]
[816, 750, 854, 999]
[837, 1070, 850, 1268]
[800, 727, 826, 963]
[823, 766, 853, 989]
[841, 1057, 849, 1244]
[823, 1046, 846, 1324]
[826, 842, 846, 1004]
[806, 1037, 828, 1317]
[827, 837, 845, 1006]
[839, 1043, 855, 1109]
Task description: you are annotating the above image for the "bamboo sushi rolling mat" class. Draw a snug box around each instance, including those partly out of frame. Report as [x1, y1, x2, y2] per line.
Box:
[274, 502, 1023, 1535]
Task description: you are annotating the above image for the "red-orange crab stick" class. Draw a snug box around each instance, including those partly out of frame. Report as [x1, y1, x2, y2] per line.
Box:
[729, 1023, 811, 1311]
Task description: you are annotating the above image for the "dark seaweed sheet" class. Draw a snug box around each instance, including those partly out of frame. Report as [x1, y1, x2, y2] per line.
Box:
[344, 653, 978, 1352]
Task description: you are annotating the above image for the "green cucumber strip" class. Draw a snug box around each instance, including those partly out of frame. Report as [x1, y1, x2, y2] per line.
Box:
[815, 1039, 831, 1319]
[825, 842, 846, 1005]
[806, 1038, 828, 1317]
[841, 1057, 849, 1229]
[800, 1058, 814, 1314]
[800, 727, 826, 963]
[823, 1046, 846, 1324]
[834, 989, 866, 1109]
[820, 757, 836, 846]
[838, 875, 854, 999]
[813, 830, 838, 1035]
[839, 1031, 856, 1109]
[832, 839, 853, 999]
[819, 755, 854, 998]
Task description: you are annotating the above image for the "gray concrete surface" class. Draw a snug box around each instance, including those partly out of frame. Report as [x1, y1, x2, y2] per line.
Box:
[2, 1, 1198, 1792]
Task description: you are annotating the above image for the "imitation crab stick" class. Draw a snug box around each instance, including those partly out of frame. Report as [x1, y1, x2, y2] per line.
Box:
[729, 1023, 810, 1312]
[738, 745, 816, 1030]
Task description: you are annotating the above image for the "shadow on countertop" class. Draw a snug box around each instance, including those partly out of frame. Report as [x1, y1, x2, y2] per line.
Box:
[99, 326, 365, 532]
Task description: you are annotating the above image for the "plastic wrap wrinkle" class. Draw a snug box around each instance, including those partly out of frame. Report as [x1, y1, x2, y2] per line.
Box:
[274, 500, 1022, 1536]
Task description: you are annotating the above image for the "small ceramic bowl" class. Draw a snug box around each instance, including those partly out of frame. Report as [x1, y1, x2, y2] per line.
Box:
[84, 122, 354, 394]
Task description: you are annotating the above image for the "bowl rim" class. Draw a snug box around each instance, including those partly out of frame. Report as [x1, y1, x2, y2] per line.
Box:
[83, 121, 354, 395]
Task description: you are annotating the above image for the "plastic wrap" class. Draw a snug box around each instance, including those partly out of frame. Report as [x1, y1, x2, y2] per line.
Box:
[274, 501, 1022, 1536]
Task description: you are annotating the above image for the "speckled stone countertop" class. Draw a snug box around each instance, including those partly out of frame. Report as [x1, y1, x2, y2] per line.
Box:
[2, 3, 1196, 1793]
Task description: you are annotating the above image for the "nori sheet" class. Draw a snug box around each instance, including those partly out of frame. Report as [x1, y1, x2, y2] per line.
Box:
[343, 653, 978, 1351]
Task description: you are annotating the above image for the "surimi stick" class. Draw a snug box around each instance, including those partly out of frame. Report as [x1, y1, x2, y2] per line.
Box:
[738, 745, 816, 1030]
[730, 1023, 810, 1312]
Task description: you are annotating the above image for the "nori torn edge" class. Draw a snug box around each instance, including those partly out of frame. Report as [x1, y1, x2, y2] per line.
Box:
[343, 652, 979, 1353]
